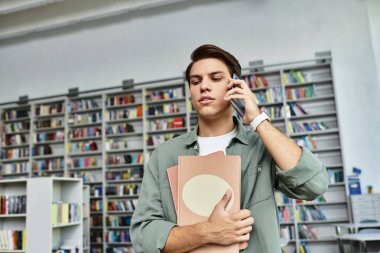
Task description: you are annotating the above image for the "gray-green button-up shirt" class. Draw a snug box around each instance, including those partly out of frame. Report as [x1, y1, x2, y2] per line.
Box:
[130, 117, 329, 253]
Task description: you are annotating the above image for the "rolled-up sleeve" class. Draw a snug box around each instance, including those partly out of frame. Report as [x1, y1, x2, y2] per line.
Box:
[274, 146, 329, 200]
[130, 149, 176, 253]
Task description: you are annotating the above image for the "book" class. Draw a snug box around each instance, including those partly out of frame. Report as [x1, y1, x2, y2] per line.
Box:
[170, 151, 241, 252]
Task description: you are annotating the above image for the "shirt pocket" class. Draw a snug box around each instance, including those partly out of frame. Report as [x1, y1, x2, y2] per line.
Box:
[249, 163, 274, 207]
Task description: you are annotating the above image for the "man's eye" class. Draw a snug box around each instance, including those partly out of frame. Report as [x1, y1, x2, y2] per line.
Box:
[191, 81, 200, 85]
[212, 77, 222, 81]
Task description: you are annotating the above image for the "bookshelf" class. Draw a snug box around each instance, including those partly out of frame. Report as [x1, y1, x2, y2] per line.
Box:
[0, 105, 31, 179]
[251, 59, 349, 253]
[0, 179, 27, 252]
[0, 55, 347, 253]
[32, 100, 66, 177]
[83, 185, 90, 253]
[26, 177, 83, 253]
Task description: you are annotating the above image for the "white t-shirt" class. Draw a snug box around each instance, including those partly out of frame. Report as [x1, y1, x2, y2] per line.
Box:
[197, 128, 237, 156]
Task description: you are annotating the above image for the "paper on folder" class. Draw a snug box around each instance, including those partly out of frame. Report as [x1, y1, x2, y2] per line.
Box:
[167, 151, 241, 253]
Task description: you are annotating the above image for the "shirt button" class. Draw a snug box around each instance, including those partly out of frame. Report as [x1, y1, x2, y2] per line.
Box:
[194, 145, 198, 150]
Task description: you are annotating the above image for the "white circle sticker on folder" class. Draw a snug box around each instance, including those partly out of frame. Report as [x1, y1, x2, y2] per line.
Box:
[182, 174, 234, 217]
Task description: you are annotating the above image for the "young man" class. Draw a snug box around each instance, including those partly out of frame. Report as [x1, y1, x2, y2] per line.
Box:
[130, 44, 328, 252]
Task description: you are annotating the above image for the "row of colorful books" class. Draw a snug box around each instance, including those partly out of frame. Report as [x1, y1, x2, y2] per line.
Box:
[91, 200, 103, 212]
[106, 216, 132, 227]
[105, 184, 140, 196]
[286, 85, 316, 100]
[0, 148, 29, 159]
[3, 122, 30, 133]
[34, 131, 64, 142]
[71, 171, 100, 183]
[67, 157, 98, 169]
[255, 87, 283, 104]
[2, 109, 30, 121]
[146, 103, 181, 116]
[146, 133, 179, 147]
[90, 216, 103, 227]
[2, 134, 28, 146]
[282, 70, 311, 85]
[68, 112, 102, 125]
[146, 87, 184, 101]
[68, 127, 101, 139]
[35, 103, 64, 116]
[68, 99, 100, 112]
[51, 202, 81, 226]
[286, 121, 328, 133]
[105, 168, 143, 181]
[105, 139, 129, 151]
[286, 103, 308, 117]
[106, 94, 136, 106]
[278, 206, 294, 223]
[33, 158, 63, 172]
[147, 117, 185, 131]
[32, 144, 53, 156]
[35, 118, 63, 129]
[106, 153, 144, 166]
[0, 195, 27, 215]
[106, 123, 135, 135]
[244, 75, 269, 89]
[107, 106, 143, 121]
[107, 199, 137, 212]
[293, 136, 317, 150]
[2, 162, 29, 175]
[68, 141, 98, 153]
[260, 106, 283, 119]
[0, 230, 25, 251]
[295, 205, 326, 222]
[275, 191, 292, 205]
[106, 230, 131, 243]
[280, 226, 295, 241]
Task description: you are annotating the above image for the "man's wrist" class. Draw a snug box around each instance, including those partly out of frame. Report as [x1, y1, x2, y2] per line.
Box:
[250, 112, 271, 131]
[195, 221, 212, 244]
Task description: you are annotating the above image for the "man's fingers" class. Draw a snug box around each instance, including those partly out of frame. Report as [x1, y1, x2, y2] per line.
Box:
[232, 209, 251, 220]
[239, 216, 254, 228]
[236, 233, 250, 243]
[238, 241, 248, 250]
[237, 225, 253, 236]
[216, 189, 232, 209]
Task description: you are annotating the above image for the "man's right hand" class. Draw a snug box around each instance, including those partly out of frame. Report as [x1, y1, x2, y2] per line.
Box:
[202, 190, 254, 250]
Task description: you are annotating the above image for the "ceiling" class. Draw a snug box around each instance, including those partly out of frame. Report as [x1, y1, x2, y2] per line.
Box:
[0, 0, 191, 41]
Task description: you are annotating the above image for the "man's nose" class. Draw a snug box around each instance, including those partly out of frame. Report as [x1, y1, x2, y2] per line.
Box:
[200, 78, 211, 91]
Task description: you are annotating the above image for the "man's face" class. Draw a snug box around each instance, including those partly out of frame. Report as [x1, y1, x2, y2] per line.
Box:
[189, 58, 232, 119]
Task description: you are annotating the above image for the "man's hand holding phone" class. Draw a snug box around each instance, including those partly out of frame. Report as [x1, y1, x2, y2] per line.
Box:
[224, 74, 261, 125]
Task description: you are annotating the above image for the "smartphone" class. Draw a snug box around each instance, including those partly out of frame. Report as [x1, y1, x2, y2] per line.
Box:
[230, 73, 245, 117]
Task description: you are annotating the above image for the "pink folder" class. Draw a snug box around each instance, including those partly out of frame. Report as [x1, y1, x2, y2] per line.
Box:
[167, 151, 241, 253]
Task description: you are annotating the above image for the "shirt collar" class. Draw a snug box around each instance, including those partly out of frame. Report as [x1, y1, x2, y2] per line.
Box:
[184, 116, 249, 146]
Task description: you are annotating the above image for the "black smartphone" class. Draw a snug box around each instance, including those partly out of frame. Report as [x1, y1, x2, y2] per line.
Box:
[230, 73, 245, 117]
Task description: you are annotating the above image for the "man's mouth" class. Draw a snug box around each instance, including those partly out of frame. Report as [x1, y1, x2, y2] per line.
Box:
[199, 96, 215, 105]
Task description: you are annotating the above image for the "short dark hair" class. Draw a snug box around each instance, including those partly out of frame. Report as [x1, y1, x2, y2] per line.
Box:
[185, 44, 241, 83]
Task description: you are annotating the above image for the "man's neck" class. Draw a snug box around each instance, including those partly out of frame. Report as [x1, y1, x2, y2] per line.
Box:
[197, 114, 235, 137]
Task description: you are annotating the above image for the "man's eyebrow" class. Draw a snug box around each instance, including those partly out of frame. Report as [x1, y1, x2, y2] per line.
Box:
[209, 71, 225, 76]
[189, 71, 225, 79]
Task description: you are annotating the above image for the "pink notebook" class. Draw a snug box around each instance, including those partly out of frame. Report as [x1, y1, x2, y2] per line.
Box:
[167, 151, 241, 253]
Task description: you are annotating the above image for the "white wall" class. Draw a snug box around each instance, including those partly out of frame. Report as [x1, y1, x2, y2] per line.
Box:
[0, 0, 379, 192]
